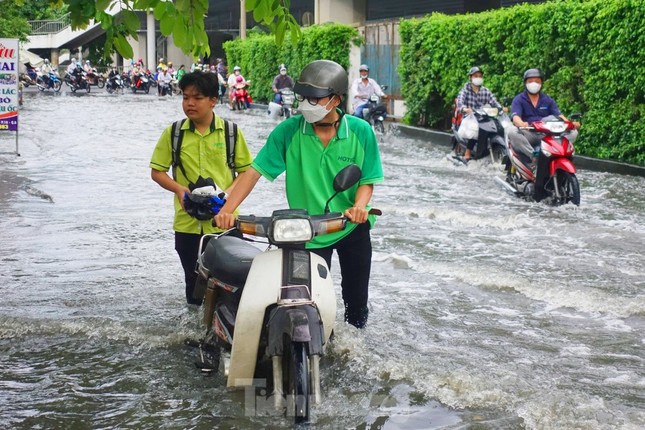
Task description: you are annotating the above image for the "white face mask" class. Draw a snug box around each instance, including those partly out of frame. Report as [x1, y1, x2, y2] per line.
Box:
[526, 82, 542, 94]
[280, 70, 287, 76]
[299, 96, 335, 123]
[471, 77, 483, 87]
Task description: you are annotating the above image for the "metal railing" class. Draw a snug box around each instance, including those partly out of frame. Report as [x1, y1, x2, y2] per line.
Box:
[28, 13, 71, 35]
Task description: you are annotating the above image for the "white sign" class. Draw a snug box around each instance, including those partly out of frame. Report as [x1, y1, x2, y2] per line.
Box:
[0, 38, 19, 132]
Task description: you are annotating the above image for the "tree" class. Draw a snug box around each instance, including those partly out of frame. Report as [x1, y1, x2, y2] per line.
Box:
[0, 0, 67, 40]
[60, 0, 301, 59]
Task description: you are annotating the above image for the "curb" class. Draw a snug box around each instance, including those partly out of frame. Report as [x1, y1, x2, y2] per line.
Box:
[393, 124, 645, 177]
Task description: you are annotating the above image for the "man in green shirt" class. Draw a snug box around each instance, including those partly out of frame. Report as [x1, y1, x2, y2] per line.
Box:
[215, 60, 384, 328]
[150, 72, 253, 304]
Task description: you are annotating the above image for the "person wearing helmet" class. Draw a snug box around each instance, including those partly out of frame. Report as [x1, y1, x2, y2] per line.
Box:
[40, 59, 54, 86]
[227, 66, 249, 108]
[157, 66, 172, 96]
[215, 60, 384, 329]
[350, 64, 387, 119]
[456, 66, 505, 160]
[271, 64, 294, 103]
[508, 68, 580, 169]
[66, 58, 77, 76]
[150, 71, 253, 305]
[157, 58, 166, 70]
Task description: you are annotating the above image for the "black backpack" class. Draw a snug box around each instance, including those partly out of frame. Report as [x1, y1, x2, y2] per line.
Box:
[170, 118, 238, 182]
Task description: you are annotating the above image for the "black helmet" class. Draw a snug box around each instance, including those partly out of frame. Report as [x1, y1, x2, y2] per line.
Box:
[183, 193, 225, 221]
[293, 60, 348, 98]
[523, 68, 544, 81]
[468, 66, 482, 76]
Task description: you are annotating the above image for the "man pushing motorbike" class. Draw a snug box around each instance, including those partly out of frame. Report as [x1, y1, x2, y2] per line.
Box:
[149, 72, 253, 305]
[507, 68, 580, 171]
[456, 66, 505, 161]
[215, 60, 384, 329]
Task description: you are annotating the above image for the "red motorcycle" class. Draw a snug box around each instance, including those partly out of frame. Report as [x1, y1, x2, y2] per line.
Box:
[230, 79, 252, 111]
[496, 114, 581, 206]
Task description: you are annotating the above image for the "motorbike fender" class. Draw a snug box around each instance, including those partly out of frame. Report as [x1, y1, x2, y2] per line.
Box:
[549, 158, 576, 176]
[226, 250, 336, 387]
[266, 305, 325, 357]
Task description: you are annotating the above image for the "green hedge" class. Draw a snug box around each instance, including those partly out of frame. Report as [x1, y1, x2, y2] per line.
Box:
[399, 0, 645, 165]
[223, 23, 361, 105]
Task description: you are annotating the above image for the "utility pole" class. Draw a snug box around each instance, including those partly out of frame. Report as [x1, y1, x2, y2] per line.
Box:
[240, 0, 246, 40]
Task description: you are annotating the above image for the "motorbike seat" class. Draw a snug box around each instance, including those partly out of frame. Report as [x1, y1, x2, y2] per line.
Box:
[201, 236, 262, 287]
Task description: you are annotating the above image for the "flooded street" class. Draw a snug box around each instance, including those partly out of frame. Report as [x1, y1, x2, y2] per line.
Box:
[1, 91, 644, 429]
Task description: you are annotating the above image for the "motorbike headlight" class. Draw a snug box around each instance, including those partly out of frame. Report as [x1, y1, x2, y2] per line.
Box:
[483, 107, 499, 117]
[270, 218, 313, 244]
[541, 147, 553, 157]
[544, 122, 567, 133]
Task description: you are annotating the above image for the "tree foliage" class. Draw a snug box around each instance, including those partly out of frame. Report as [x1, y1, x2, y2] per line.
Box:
[224, 23, 361, 104]
[58, 0, 301, 60]
[399, 0, 645, 165]
[0, 0, 67, 40]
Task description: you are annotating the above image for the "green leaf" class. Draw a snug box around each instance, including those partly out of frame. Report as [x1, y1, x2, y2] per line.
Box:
[159, 14, 174, 36]
[121, 10, 140, 33]
[114, 33, 134, 59]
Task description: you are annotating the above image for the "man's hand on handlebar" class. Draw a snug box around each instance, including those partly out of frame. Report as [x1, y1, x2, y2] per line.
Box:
[214, 211, 237, 229]
[344, 206, 369, 224]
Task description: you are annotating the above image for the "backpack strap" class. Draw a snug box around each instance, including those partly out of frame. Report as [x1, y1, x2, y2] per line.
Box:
[171, 119, 187, 181]
[223, 119, 238, 180]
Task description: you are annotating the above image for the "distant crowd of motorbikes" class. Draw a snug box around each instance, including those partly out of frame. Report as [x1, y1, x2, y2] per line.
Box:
[19, 62, 182, 95]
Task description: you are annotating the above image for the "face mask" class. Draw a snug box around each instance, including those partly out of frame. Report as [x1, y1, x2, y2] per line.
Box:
[526, 82, 542, 94]
[360, 73, 368, 79]
[280, 70, 287, 76]
[471, 77, 483, 87]
[299, 96, 335, 123]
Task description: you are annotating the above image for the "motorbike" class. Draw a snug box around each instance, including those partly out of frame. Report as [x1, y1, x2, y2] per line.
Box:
[35, 71, 62, 92]
[158, 79, 172, 96]
[170, 74, 182, 95]
[450, 104, 510, 168]
[131, 73, 150, 94]
[267, 88, 297, 120]
[19, 63, 38, 87]
[64, 72, 91, 93]
[85, 68, 105, 88]
[105, 74, 124, 94]
[230, 81, 252, 111]
[361, 85, 388, 134]
[188, 165, 367, 423]
[495, 114, 582, 206]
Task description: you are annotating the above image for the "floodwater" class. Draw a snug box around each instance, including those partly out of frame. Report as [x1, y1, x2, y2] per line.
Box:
[1, 90, 644, 429]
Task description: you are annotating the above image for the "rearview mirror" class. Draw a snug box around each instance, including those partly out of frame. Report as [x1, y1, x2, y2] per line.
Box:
[333, 164, 361, 193]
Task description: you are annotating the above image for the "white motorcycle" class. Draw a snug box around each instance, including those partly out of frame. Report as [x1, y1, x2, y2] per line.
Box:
[190, 165, 368, 423]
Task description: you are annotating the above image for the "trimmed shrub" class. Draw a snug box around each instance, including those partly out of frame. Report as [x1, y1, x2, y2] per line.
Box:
[399, 0, 645, 165]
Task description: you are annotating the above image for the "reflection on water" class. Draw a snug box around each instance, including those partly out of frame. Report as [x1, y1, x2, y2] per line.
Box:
[0, 91, 643, 429]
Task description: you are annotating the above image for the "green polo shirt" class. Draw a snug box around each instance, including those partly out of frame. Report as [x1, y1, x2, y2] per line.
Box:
[252, 111, 384, 248]
[150, 114, 253, 234]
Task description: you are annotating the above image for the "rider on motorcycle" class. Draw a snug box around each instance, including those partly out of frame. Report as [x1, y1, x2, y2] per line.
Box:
[508, 68, 580, 170]
[272, 64, 294, 103]
[71, 62, 84, 86]
[351, 64, 387, 119]
[227, 66, 249, 108]
[456, 66, 505, 161]
[40, 59, 54, 86]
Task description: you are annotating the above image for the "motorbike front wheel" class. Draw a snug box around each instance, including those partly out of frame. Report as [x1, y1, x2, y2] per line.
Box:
[490, 144, 508, 172]
[236, 100, 246, 111]
[555, 170, 580, 206]
[373, 121, 385, 135]
[284, 341, 310, 423]
[97, 77, 105, 88]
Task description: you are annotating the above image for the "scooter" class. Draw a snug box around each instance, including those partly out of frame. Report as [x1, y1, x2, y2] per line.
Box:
[105, 73, 124, 94]
[64, 72, 91, 93]
[450, 104, 509, 168]
[230, 81, 252, 111]
[35, 71, 62, 92]
[268, 88, 296, 120]
[494, 114, 581, 206]
[189, 165, 366, 423]
[361, 85, 388, 135]
[131, 73, 150, 94]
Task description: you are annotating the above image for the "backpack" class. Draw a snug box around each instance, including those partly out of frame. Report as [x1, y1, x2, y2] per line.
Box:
[170, 118, 238, 182]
